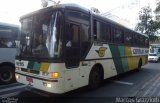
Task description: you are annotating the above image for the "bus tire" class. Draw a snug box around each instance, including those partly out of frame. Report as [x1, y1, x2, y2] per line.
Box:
[0, 66, 15, 84]
[137, 59, 142, 70]
[157, 58, 160, 62]
[89, 66, 103, 89]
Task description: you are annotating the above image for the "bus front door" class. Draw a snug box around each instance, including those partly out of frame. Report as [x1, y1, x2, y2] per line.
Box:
[64, 23, 80, 91]
[65, 23, 80, 68]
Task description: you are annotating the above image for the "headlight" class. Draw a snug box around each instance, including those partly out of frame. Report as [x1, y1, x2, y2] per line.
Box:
[43, 82, 52, 88]
[15, 73, 20, 79]
[154, 57, 158, 59]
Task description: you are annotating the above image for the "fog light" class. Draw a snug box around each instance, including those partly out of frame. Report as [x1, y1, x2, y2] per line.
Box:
[43, 82, 51, 88]
[42, 72, 49, 76]
[47, 83, 51, 88]
[15, 74, 20, 79]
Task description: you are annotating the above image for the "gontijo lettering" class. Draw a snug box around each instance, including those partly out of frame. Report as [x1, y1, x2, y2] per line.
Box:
[132, 48, 148, 55]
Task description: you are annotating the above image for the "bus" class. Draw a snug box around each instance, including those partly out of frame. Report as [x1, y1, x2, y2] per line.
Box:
[149, 44, 160, 53]
[15, 4, 149, 94]
[0, 22, 19, 84]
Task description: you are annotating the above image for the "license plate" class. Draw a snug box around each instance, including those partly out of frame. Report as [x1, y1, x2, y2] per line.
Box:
[26, 77, 33, 82]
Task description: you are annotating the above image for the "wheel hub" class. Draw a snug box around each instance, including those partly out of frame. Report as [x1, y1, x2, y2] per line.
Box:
[0, 70, 12, 82]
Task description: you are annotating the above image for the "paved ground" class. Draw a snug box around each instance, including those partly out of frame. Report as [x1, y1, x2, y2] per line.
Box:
[1, 62, 160, 103]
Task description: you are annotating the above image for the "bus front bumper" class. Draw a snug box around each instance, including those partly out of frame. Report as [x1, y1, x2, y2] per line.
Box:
[15, 72, 64, 94]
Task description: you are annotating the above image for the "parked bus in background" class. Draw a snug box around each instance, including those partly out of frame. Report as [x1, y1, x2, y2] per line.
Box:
[15, 4, 149, 94]
[0, 22, 19, 84]
[148, 44, 160, 62]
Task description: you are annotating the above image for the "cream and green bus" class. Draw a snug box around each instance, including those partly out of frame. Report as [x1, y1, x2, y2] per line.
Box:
[15, 4, 149, 94]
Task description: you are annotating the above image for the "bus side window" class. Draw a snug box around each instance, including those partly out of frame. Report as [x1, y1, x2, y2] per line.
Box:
[145, 38, 149, 47]
[140, 36, 145, 47]
[99, 22, 106, 41]
[110, 27, 114, 42]
[137, 35, 141, 46]
[134, 34, 139, 46]
[106, 24, 110, 42]
[0, 38, 14, 48]
[93, 19, 97, 40]
[124, 32, 132, 46]
[0, 38, 7, 48]
[93, 20, 110, 42]
[114, 29, 122, 43]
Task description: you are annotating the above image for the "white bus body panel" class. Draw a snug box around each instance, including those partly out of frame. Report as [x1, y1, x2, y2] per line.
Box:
[85, 44, 117, 79]
[0, 48, 16, 64]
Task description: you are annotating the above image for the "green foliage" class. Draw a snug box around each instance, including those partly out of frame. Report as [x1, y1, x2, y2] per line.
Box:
[135, 6, 160, 42]
[155, 2, 160, 13]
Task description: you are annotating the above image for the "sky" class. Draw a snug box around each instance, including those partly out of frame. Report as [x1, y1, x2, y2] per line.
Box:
[0, 0, 156, 29]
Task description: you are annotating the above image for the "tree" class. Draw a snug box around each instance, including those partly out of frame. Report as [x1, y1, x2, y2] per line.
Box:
[135, 6, 159, 42]
[155, 1, 160, 13]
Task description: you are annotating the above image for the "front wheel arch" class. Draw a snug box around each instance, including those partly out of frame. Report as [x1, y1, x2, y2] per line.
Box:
[88, 64, 104, 89]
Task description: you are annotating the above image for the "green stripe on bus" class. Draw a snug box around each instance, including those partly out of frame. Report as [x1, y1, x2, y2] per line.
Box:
[109, 44, 124, 74]
[118, 46, 128, 72]
[33, 62, 40, 70]
[27, 61, 34, 69]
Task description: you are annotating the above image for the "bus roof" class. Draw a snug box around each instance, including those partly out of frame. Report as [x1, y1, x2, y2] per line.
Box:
[20, 3, 90, 20]
[19, 3, 148, 38]
[0, 22, 19, 28]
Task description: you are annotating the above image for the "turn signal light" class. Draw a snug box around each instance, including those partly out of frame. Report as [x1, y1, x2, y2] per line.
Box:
[47, 83, 51, 88]
[51, 72, 59, 78]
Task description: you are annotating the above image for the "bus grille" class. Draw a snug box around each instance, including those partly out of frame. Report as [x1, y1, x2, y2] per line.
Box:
[21, 68, 40, 74]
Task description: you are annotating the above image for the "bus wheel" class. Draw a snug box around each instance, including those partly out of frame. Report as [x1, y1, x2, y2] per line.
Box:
[0, 66, 15, 84]
[158, 58, 160, 62]
[138, 59, 142, 70]
[89, 66, 103, 89]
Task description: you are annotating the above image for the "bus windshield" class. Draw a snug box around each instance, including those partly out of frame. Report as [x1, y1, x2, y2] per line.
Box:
[19, 10, 63, 59]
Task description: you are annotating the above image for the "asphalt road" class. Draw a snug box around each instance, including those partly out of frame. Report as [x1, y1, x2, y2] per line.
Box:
[1, 62, 160, 103]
